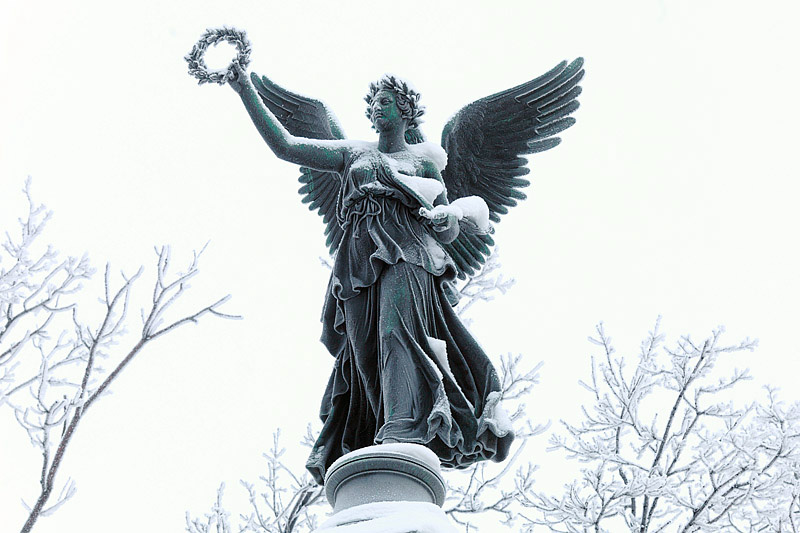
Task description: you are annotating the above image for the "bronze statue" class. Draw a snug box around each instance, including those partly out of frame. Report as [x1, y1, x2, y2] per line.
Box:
[188, 29, 583, 485]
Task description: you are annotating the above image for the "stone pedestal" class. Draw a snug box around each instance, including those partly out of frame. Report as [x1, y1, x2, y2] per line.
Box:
[314, 443, 457, 533]
[325, 443, 445, 512]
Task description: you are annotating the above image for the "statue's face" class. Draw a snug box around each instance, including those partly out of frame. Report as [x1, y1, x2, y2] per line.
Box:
[370, 89, 403, 132]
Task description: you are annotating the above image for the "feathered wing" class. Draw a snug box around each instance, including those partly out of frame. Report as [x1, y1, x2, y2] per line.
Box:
[251, 72, 346, 254]
[440, 58, 584, 278]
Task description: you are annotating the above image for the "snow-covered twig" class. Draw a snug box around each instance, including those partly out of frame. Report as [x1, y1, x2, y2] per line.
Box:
[1, 182, 237, 533]
[189, 430, 325, 533]
[521, 321, 798, 532]
[456, 251, 515, 323]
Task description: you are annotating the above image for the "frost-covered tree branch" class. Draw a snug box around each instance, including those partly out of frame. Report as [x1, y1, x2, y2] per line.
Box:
[444, 353, 547, 532]
[1, 180, 92, 405]
[440, 253, 544, 532]
[1, 181, 239, 533]
[455, 251, 515, 324]
[520, 320, 800, 532]
[186, 428, 325, 533]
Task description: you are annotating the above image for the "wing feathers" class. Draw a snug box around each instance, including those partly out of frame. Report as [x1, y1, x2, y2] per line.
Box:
[476, 156, 530, 172]
[516, 58, 584, 103]
[486, 60, 568, 104]
[444, 227, 496, 279]
[251, 72, 346, 141]
[525, 138, 562, 154]
[535, 117, 576, 138]
[458, 235, 488, 265]
[538, 100, 581, 125]
[297, 167, 344, 254]
[537, 85, 583, 115]
[440, 58, 583, 278]
[444, 242, 475, 279]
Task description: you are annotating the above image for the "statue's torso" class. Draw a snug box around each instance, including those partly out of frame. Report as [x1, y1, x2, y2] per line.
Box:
[329, 144, 454, 302]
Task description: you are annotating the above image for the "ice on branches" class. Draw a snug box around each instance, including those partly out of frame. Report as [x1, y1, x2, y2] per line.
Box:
[455, 250, 515, 324]
[2, 181, 238, 533]
[187, 429, 325, 533]
[442, 352, 546, 532]
[520, 321, 800, 533]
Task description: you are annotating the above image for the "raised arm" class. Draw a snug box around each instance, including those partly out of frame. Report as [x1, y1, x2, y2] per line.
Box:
[227, 64, 347, 173]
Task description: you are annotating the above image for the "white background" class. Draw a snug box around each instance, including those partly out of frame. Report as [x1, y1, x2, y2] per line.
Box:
[1, 1, 799, 531]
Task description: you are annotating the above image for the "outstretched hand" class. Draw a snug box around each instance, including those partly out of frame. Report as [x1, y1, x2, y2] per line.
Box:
[227, 62, 248, 94]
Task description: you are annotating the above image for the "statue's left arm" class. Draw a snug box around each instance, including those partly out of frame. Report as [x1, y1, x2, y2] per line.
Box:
[426, 162, 460, 244]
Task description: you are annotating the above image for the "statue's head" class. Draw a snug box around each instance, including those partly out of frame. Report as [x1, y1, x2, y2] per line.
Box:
[365, 75, 425, 136]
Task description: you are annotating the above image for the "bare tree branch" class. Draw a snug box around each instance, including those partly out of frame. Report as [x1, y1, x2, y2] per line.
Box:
[523, 323, 798, 533]
[1, 182, 237, 533]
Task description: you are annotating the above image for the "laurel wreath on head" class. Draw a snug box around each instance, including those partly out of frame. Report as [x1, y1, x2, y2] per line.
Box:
[365, 75, 425, 129]
[185, 27, 252, 85]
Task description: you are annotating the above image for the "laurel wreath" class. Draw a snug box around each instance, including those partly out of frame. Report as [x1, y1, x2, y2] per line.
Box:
[365, 75, 425, 129]
[185, 27, 252, 85]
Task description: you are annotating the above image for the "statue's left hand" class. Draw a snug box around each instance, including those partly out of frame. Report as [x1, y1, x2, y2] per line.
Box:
[427, 207, 460, 244]
[421, 205, 459, 234]
[431, 211, 458, 233]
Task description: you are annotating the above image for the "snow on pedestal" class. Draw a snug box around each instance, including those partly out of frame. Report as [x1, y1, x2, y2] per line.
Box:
[315, 443, 457, 533]
[314, 501, 458, 533]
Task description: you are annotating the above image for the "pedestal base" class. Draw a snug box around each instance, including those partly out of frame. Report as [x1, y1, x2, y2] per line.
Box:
[318, 443, 455, 532]
[324, 443, 445, 512]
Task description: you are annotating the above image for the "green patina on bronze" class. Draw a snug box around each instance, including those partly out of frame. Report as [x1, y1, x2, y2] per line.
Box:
[189, 28, 584, 485]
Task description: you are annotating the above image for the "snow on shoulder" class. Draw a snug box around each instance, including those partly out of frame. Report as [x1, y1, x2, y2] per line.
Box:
[408, 141, 448, 172]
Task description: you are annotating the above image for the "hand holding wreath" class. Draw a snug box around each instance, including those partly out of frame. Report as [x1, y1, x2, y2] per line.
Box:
[226, 62, 248, 94]
[185, 27, 251, 86]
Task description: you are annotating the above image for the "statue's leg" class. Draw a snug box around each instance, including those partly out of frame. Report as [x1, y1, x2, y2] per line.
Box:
[343, 287, 383, 423]
[307, 286, 383, 484]
[374, 262, 451, 445]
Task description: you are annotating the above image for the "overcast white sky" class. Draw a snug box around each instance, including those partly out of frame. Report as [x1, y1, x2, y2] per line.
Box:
[2, 1, 799, 531]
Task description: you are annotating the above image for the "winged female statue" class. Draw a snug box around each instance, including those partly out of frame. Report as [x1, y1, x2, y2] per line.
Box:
[224, 58, 583, 484]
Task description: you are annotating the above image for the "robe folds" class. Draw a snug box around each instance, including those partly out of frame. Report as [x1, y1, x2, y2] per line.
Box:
[305, 145, 514, 484]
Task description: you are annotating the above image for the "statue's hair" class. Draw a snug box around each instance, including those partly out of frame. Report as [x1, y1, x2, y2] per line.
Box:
[364, 75, 426, 131]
